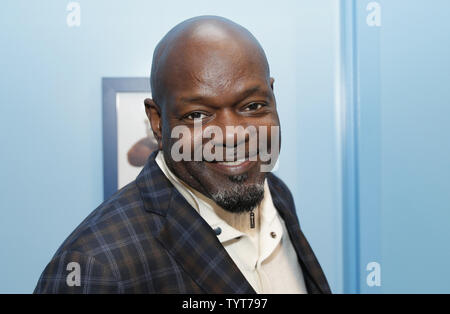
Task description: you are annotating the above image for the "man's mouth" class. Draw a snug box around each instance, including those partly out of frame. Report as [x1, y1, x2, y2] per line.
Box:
[204, 151, 258, 165]
[216, 157, 248, 166]
[203, 154, 257, 175]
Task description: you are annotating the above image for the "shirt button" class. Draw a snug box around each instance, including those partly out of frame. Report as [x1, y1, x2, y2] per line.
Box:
[270, 231, 277, 238]
[214, 227, 222, 236]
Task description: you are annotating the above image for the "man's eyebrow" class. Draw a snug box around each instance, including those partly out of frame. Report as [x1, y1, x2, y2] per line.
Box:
[238, 85, 266, 100]
[179, 85, 267, 104]
[180, 95, 206, 103]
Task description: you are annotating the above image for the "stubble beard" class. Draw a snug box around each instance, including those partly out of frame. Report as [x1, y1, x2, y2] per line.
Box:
[211, 173, 265, 213]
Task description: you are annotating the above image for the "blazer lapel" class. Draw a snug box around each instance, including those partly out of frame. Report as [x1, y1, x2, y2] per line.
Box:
[136, 152, 255, 294]
[267, 174, 331, 294]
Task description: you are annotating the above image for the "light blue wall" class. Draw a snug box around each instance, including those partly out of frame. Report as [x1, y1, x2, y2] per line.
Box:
[0, 1, 343, 293]
[378, 0, 450, 293]
[350, 0, 450, 293]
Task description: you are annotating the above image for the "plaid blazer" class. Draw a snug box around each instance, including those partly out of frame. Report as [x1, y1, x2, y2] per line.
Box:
[34, 151, 331, 294]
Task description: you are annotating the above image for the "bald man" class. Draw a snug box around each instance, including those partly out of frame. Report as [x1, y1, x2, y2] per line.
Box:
[34, 16, 330, 294]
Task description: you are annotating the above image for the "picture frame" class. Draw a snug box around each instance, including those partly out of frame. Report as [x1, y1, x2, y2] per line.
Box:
[102, 77, 156, 200]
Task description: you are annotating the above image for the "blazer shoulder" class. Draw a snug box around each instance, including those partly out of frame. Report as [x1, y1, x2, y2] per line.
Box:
[52, 180, 147, 262]
[34, 250, 120, 293]
[35, 181, 159, 293]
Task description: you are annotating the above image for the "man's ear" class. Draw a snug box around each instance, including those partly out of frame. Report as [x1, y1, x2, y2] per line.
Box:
[144, 98, 163, 150]
[270, 77, 275, 91]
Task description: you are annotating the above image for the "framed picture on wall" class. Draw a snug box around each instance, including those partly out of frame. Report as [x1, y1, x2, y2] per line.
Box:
[102, 77, 158, 200]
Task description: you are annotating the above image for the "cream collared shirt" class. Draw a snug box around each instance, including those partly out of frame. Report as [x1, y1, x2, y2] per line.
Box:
[155, 151, 307, 294]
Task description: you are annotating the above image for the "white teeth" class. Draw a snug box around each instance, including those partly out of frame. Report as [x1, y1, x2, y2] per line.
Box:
[217, 159, 247, 166]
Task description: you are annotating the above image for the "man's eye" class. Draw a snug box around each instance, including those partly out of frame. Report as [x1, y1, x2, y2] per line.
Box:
[185, 112, 208, 120]
[244, 103, 265, 111]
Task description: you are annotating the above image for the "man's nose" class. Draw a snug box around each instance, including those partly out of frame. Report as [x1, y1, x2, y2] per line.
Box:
[213, 110, 249, 148]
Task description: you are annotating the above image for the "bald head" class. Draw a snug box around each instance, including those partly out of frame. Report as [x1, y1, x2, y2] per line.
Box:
[149, 16, 270, 106]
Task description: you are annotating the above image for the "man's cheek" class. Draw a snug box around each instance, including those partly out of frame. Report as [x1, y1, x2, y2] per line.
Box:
[258, 124, 280, 173]
[168, 136, 191, 162]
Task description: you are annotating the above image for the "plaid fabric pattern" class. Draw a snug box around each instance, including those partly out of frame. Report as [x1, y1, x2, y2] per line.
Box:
[34, 151, 331, 294]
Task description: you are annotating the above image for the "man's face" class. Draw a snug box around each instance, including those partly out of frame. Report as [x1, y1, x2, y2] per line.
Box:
[148, 39, 280, 213]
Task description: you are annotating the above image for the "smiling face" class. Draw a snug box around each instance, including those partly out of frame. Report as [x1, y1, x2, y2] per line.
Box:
[145, 17, 281, 213]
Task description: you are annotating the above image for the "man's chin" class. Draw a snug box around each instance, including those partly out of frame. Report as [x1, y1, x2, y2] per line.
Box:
[211, 181, 265, 213]
[164, 157, 266, 213]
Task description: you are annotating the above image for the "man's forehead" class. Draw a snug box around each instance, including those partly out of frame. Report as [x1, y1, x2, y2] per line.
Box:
[176, 79, 271, 103]
[162, 46, 269, 106]
[168, 55, 267, 89]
